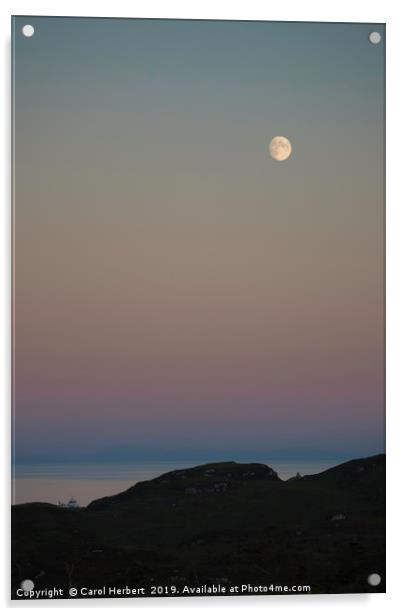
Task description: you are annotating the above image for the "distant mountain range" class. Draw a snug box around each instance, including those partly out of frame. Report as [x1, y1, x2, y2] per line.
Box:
[15, 443, 374, 464]
[12, 454, 385, 598]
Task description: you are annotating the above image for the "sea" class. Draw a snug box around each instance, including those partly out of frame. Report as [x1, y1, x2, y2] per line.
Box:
[11, 459, 344, 507]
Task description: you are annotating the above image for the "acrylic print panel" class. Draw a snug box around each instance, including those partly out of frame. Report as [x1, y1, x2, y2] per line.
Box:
[12, 16, 385, 599]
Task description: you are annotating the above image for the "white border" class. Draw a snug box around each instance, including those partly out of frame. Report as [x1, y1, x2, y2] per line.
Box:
[2, 1, 401, 614]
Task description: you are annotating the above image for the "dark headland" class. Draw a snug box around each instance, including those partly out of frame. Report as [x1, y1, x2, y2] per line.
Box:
[12, 454, 385, 597]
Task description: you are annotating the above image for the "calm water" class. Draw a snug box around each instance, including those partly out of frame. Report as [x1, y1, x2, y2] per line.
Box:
[12, 460, 342, 506]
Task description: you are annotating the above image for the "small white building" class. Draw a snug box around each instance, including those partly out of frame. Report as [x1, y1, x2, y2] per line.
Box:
[58, 496, 79, 509]
[331, 513, 346, 521]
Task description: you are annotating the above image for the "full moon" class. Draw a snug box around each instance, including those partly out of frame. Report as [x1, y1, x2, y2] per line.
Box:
[269, 136, 292, 161]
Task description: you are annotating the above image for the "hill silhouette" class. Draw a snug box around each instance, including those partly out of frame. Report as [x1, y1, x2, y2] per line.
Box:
[12, 454, 385, 598]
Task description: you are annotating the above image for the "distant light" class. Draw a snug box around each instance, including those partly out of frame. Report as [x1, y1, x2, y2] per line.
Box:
[20, 579, 35, 591]
[367, 573, 381, 586]
[368, 32, 381, 45]
[22, 24, 35, 38]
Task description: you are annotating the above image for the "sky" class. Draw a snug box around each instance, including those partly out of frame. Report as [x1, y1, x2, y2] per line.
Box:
[13, 17, 385, 463]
